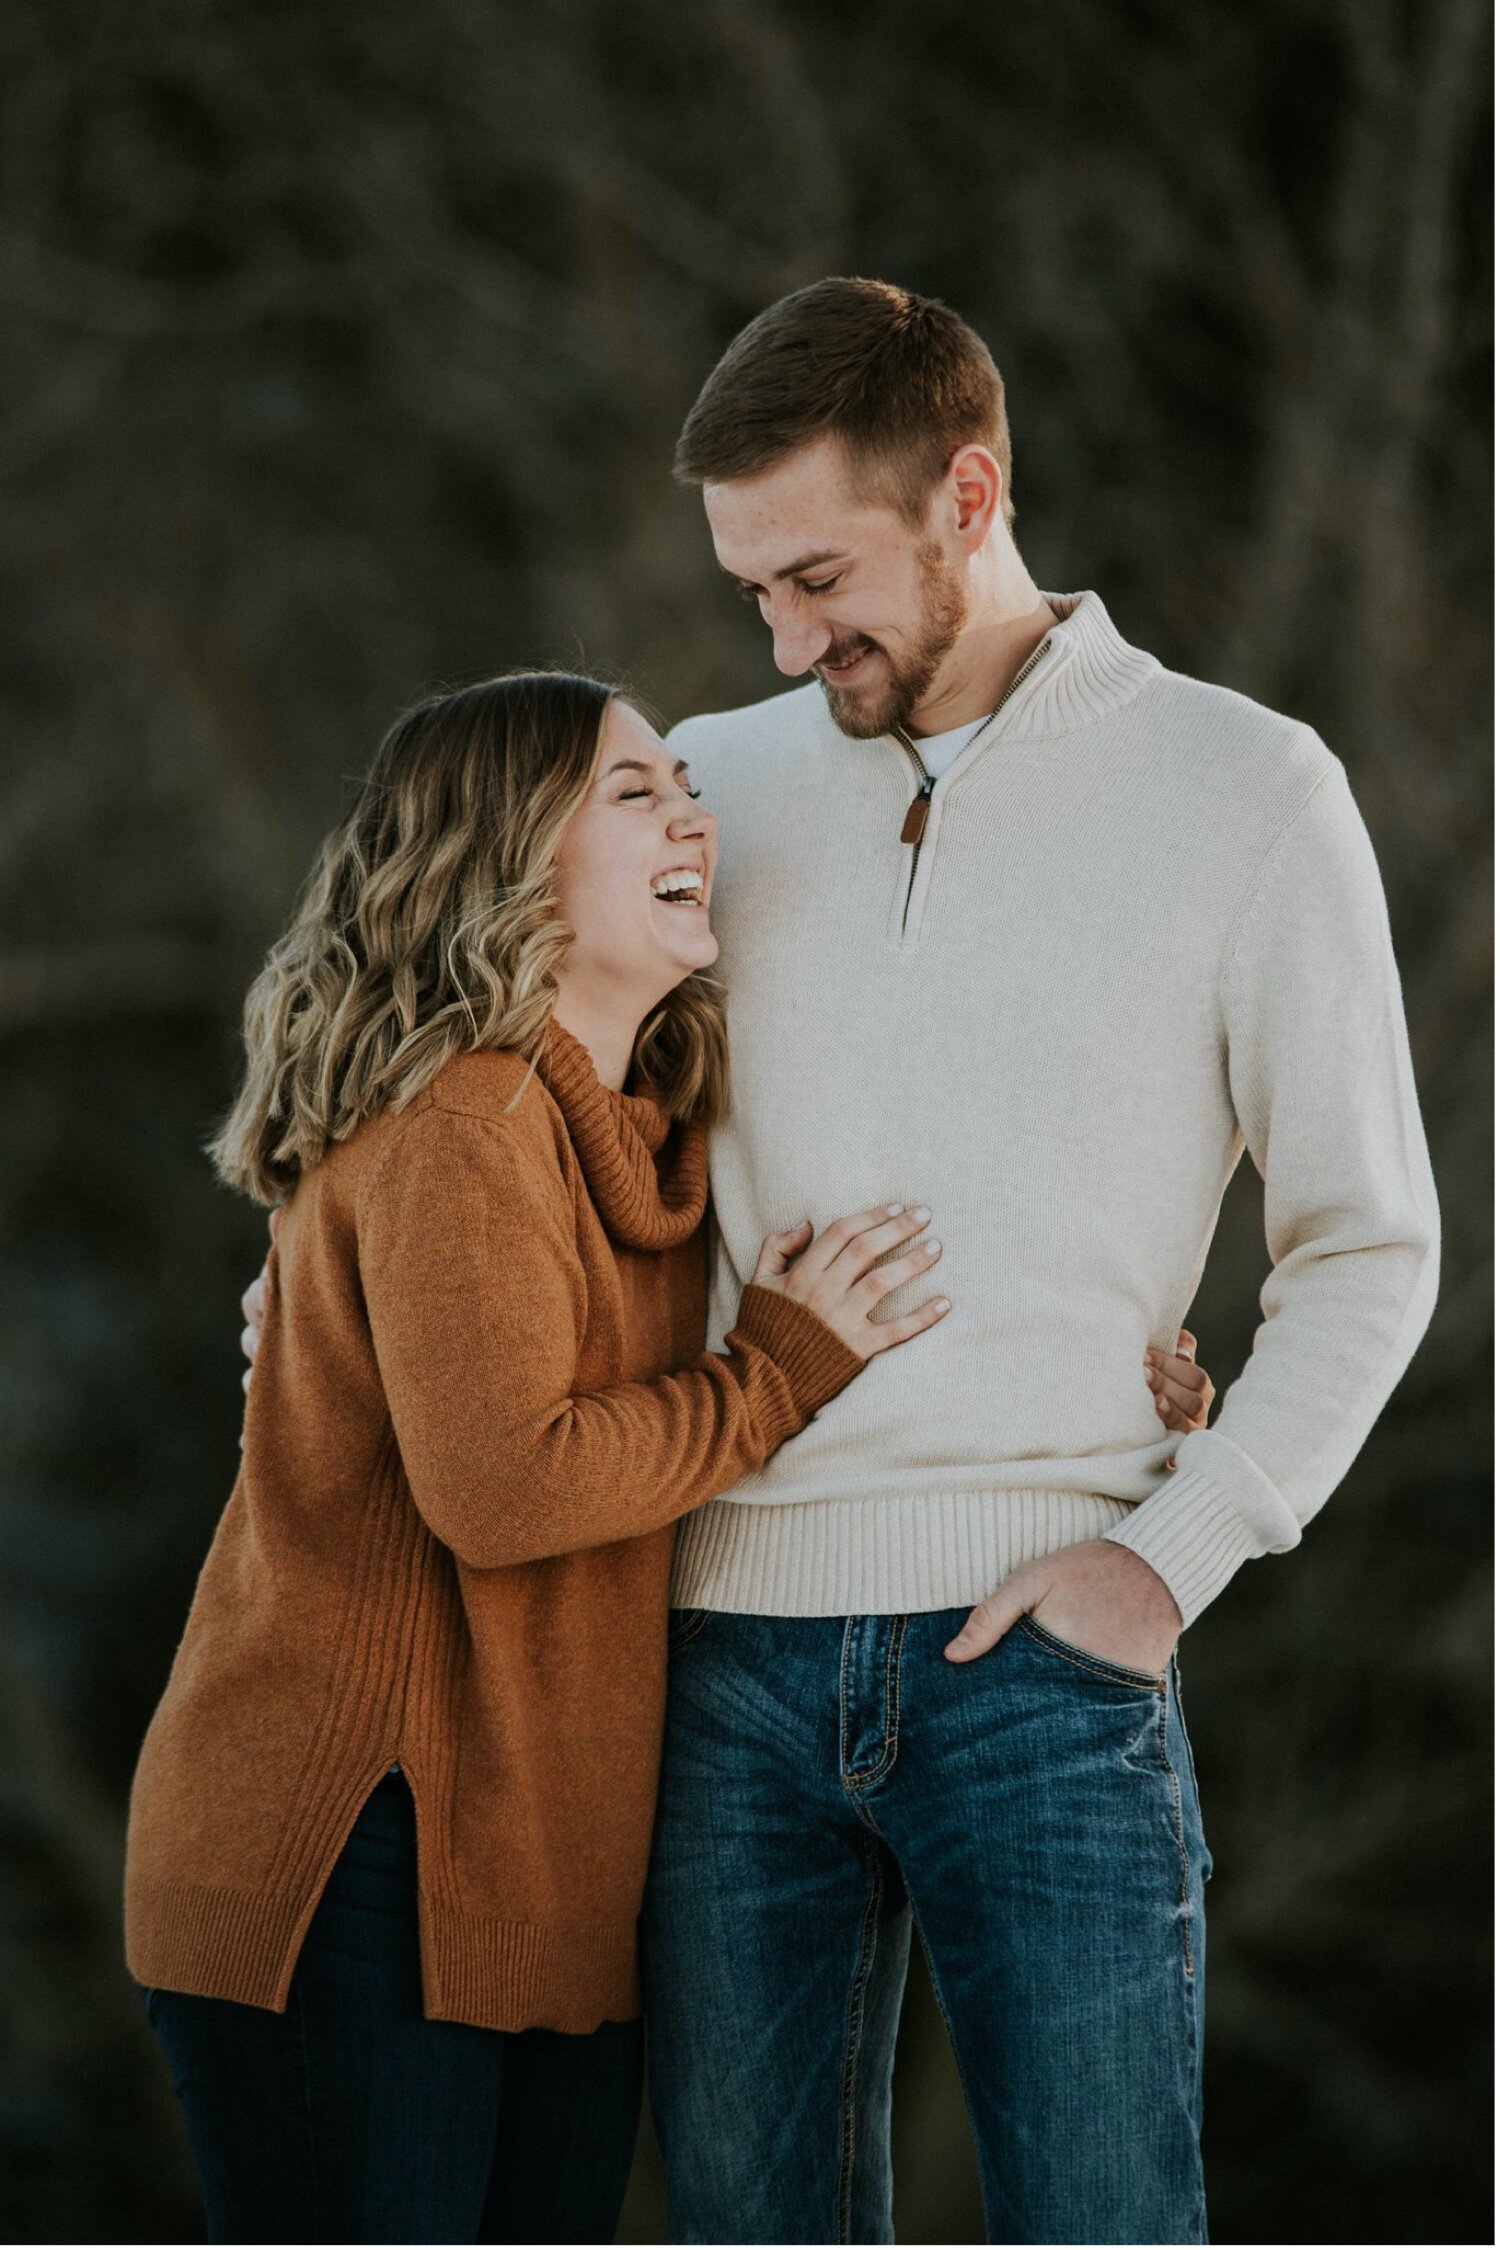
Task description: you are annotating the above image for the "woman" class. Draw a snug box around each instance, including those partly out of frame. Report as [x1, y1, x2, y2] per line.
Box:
[124, 670, 964, 2247]
[128, 669, 1213, 2245]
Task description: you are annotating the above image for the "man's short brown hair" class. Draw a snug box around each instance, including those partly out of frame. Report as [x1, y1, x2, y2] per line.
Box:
[674, 276, 1015, 531]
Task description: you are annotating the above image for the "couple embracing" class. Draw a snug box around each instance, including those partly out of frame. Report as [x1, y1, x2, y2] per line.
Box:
[123, 278, 1439, 2247]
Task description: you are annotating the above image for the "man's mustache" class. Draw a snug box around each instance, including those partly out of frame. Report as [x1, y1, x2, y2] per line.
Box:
[817, 636, 881, 674]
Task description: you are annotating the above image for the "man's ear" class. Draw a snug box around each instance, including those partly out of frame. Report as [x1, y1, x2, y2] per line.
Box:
[946, 445, 1004, 548]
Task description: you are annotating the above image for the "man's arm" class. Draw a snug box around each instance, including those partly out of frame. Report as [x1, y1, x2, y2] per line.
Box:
[1100, 744, 1441, 1629]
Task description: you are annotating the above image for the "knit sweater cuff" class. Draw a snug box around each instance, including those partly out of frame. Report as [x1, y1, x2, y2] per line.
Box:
[1100, 1458, 1281, 1629]
[730, 1285, 867, 1424]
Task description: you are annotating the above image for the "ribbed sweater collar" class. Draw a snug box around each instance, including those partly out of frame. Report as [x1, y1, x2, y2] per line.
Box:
[996, 588, 1159, 738]
[536, 1016, 707, 1250]
[1002, 589, 1169, 738]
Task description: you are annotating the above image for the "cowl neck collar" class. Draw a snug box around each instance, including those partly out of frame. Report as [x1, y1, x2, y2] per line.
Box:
[535, 1017, 707, 1250]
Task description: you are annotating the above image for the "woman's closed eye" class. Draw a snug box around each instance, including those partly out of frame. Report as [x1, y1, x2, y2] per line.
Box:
[619, 786, 703, 802]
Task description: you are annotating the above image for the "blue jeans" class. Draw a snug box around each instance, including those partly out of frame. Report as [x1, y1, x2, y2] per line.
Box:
[141, 1770, 643, 2244]
[640, 1607, 1212, 2245]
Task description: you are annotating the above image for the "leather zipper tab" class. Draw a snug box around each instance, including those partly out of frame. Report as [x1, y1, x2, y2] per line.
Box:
[900, 775, 935, 845]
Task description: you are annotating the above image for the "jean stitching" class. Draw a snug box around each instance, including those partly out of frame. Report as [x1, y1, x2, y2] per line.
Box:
[854, 1615, 908, 1788]
[838, 1618, 854, 1780]
[667, 1607, 710, 1651]
[1170, 1654, 1212, 1879]
[1016, 1613, 1166, 1692]
[835, 1832, 885, 2244]
[1156, 1691, 1195, 1978]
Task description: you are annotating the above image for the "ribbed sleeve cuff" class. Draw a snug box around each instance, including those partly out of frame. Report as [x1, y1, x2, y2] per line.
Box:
[1101, 1465, 1277, 1629]
[729, 1284, 867, 1422]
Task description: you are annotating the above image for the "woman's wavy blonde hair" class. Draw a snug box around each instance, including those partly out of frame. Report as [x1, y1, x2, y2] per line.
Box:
[211, 669, 730, 1205]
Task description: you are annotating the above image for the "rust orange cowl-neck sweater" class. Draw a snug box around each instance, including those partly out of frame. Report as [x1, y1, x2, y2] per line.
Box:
[123, 1020, 863, 2032]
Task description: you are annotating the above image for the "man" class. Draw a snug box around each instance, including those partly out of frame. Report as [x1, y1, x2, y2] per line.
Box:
[238, 278, 1438, 2244]
[635, 278, 1440, 2245]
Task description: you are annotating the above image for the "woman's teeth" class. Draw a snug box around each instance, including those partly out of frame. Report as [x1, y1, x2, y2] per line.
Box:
[650, 870, 704, 905]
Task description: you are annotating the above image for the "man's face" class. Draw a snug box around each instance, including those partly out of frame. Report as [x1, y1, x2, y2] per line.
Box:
[703, 435, 968, 739]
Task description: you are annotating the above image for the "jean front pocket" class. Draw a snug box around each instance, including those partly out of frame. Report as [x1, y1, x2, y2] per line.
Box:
[666, 1606, 711, 1653]
[1015, 1612, 1167, 1692]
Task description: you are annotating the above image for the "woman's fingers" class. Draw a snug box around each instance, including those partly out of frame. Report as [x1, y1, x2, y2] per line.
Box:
[751, 1220, 815, 1283]
[827, 1197, 931, 1287]
[865, 1293, 951, 1353]
[860, 1236, 943, 1301]
[822, 1204, 933, 1281]
[803, 1203, 930, 1278]
[761, 1202, 948, 1361]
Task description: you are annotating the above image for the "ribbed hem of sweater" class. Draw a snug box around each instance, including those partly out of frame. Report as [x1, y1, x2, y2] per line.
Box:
[668, 1488, 1141, 1615]
[125, 1875, 640, 2034]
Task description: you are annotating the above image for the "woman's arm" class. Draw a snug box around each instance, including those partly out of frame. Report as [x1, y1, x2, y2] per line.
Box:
[358, 1104, 868, 1571]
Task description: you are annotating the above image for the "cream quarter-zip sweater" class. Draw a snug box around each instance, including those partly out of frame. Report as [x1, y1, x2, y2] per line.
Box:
[665, 589, 1440, 1630]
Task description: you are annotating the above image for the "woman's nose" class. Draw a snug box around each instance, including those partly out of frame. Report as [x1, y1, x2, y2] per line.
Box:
[668, 799, 714, 837]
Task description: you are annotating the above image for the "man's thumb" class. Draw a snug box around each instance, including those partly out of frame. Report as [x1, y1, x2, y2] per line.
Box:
[944, 1588, 1025, 1661]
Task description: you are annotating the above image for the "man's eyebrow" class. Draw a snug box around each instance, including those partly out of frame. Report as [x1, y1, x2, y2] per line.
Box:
[603, 758, 691, 776]
[721, 549, 847, 586]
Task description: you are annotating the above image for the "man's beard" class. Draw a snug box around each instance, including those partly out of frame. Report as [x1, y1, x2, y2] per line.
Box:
[816, 537, 968, 740]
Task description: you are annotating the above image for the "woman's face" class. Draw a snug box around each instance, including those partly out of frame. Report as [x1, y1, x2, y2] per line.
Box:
[551, 699, 719, 1016]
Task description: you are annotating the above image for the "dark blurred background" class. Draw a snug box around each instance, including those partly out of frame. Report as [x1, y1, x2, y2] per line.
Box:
[0, 1, 1491, 2242]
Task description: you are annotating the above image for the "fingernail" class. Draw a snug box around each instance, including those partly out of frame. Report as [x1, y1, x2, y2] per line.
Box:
[909, 1205, 930, 1222]
[926, 1240, 942, 1256]
[885, 1203, 903, 1216]
[934, 1297, 950, 1312]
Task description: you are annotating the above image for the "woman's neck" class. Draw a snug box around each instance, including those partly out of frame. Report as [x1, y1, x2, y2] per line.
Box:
[548, 993, 641, 1093]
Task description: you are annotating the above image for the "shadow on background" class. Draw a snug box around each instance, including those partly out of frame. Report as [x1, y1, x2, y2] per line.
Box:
[1, 0, 1490, 2242]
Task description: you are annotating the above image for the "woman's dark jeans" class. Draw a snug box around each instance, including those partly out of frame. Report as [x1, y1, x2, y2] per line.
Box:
[141, 1770, 643, 2245]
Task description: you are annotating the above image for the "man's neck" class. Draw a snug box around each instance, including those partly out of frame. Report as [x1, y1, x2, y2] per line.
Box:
[906, 591, 1059, 739]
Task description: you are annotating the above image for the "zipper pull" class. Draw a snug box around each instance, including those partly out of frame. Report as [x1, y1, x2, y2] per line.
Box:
[900, 774, 936, 845]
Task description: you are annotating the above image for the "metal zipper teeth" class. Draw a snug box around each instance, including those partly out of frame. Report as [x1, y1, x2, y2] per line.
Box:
[892, 630, 1055, 921]
[894, 628, 1055, 794]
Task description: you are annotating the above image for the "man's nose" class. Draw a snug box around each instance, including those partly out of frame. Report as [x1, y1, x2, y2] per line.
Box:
[768, 600, 832, 678]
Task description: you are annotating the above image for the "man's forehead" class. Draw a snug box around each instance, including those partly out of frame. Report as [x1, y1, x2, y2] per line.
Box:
[705, 437, 857, 517]
[703, 451, 894, 574]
